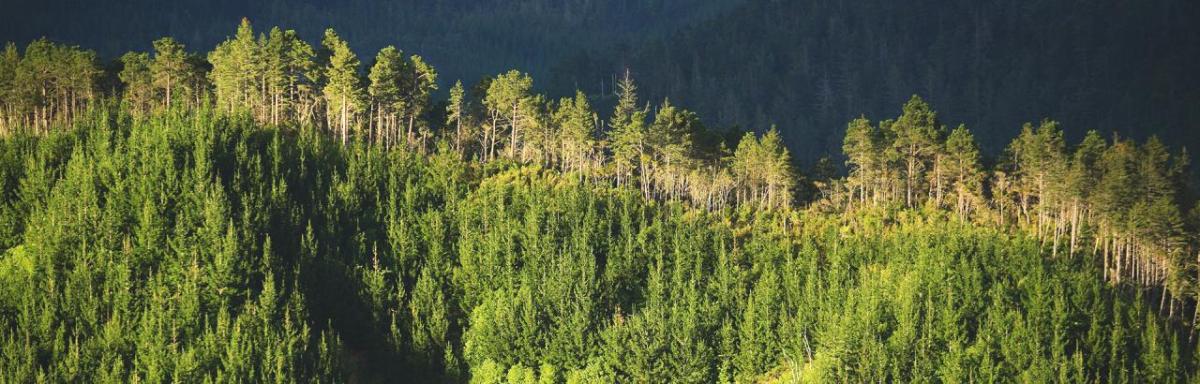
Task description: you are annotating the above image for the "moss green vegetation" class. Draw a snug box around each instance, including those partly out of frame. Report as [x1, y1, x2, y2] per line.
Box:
[0, 105, 1193, 382]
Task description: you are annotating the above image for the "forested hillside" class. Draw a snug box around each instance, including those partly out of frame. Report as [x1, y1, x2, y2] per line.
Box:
[1, 20, 1200, 382]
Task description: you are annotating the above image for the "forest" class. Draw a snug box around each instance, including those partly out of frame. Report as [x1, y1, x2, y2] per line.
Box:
[1, 19, 1200, 383]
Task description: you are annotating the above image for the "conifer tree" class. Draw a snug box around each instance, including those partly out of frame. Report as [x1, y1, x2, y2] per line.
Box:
[1064, 130, 1106, 255]
[1094, 137, 1137, 282]
[888, 95, 941, 207]
[0, 42, 17, 132]
[647, 99, 699, 198]
[208, 18, 259, 113]
[447, 80, 469, 152]
[149, 37, 191, 108]
[484, 70, 535, 160]
[119, 52, 155, 116]
[606, 70, 649, 190]
[943, 124, 981, 219]
[279, 28, 319, 125]
[732, 127, 794, 208]
[321, 28, 363, 145]
[759, 127, 795, 208]
[552, 90, 597, 174]
[403, 54, 437, 145]
[842, 116, 881, 206]
[1006, 120, 1065, 231]
[368, 46, 406, 147]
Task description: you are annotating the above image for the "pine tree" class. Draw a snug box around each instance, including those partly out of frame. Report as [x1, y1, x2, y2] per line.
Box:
[208, 18, 259, 114]
[149, 37, 191, 109]
[606, 70, 649, 190]
[551, 91, 597, 174]
[284, 30, 319, 126]
[759, 127, 795, 208]
[1094, 137, 1137, 283]
[646, 99, 699, 199]
[1006, 120, 1066, 233]
[1064, 130, 1106, 256]
[943, 124, 981, 219]
[732, 127, 794, 208]
[368, 46, 406, 147]
[403, 54, 438, 145]
[119, 52, 155, 116]
[484, 70, 535, 160]
[259, 27, 297, 125]
[842, 116, 881, 207]
[447, 80, 469, 153]
[321, 29, 363, 145]
[888, 95, 941, 208]
[0, 42, 18, 132]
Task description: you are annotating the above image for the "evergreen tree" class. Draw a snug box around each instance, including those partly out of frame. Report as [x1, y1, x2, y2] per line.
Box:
[886, 95, 941, 207]
[119, 52, 154, 116]
[321, 28, 363, 145]
[0, 42, 18, 132]
[606, 70, 649, 190]
[368, 46, 406, 147]
[732, 127, 794, 208]
[551, 90, 597, 174]
[646, 99, 700, 199]
[447, 80, 469, 153]
[943, 124, 981, 219]
[1064, 130, 1106, 255]
[484, 70, 535, 161]
[208, 18, 259, 114]
[149, 37, 192, 108]
[842, 116, 882, 207]
[283, 29, 320, 126]
[1005, 120, 1066, 232]
[403, 54, 438, 146]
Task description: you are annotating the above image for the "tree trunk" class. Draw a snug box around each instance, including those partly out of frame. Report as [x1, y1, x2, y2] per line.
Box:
[509, 106, 519, 160]
[166, 74, 172, 109]
[906, 157, 915, 207]
[408, 112, 416, 147]
[340, 94, 348, 145]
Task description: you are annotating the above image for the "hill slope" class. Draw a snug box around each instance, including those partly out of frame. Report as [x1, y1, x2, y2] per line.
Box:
[0, 107, 1193, 382]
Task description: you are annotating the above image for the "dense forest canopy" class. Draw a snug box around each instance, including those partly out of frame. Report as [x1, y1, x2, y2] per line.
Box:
[3, 0, 1198, 162]
[1, 8, 1200, 384]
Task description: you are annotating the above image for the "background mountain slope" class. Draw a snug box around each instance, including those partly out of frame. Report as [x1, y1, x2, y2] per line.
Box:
[570, 0, 1200, 160]
[3, 0, 1198, 161]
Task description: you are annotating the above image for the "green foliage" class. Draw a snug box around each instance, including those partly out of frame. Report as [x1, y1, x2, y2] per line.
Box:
[0, 39, 100, 134]
[1, 19, 1198, 384]
[322, 28, 363, 145]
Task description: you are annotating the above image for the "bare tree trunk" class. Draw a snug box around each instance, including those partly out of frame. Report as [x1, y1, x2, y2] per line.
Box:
[509, 106, 519, 160]
[455, 116, 463, 153]
[906, 158, 915, 207]
[166, 74, 172, 109]
[340, 94, 348, 145]
[408, 113, 416, 147]
[1103, 231, 1110, 283]
[1052, 219, 1060, 258]
[1069, 201, 1079, 256]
